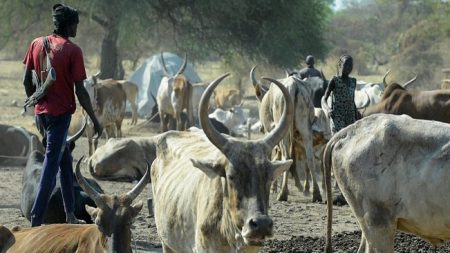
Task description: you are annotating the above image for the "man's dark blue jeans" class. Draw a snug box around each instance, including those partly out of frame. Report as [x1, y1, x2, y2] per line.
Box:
[31, 113, 75, 226]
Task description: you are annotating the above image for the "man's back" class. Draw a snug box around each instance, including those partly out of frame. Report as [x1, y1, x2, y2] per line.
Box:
[297, 67, 322, 79]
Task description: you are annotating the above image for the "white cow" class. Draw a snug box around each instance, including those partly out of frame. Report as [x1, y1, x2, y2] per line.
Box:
[324, 114, 450, 253]
[157, 53, 193, 132]
[208, 106, 246, 136]
[151, 73, 293, 253]
[252, 66, 321, 202]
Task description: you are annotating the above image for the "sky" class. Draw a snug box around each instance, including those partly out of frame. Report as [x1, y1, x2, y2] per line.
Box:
[333, 0, 346, 11]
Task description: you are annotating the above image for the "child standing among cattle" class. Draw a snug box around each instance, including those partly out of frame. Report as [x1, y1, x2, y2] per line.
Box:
[322, 54, 359, 134]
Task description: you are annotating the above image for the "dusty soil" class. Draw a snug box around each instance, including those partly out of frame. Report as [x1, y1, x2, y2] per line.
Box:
[0, 59, 446, 252]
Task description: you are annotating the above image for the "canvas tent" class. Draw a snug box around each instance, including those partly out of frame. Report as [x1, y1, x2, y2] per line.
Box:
[128, 52, 202, 117]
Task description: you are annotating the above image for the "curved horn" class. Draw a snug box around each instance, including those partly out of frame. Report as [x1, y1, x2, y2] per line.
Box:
[160, 52, 171, 77]
[260, 77, 293, 150]
[320, 69, 327, 81]
[175, 53, 187, 76]
[402, 75, 417, 88]
[284, 69, 290, 78]
[199, 73, 231, 153]
[250, 65, 262, 88]
[75, 156, 102, 204]
[356, 90, 371, 109]
[66, 117, 87, 143]
[126, 161, 150, 201]
[382, 69, 391, 87]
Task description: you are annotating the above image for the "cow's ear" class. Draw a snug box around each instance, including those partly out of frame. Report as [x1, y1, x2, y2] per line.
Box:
[191, 158, 225, 178]
[85, 204, 98, 219]
[271, 160, 293, 179]
[255, 85, 263, 101]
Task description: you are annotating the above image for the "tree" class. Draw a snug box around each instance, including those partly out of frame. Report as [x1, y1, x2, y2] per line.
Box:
[0, 0, 332, 77]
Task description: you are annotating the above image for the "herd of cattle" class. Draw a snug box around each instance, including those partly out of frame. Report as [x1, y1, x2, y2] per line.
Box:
[2, 55, 450, 252]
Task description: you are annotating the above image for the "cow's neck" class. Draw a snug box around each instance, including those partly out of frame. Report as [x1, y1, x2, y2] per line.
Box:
[107, 226, 132, 253]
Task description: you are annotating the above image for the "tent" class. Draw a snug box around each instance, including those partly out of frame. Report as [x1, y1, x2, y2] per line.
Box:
[128, 52, 202, 117]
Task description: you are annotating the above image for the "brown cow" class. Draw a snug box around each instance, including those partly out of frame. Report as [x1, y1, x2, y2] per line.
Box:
[214, 88, 242, 110]
[0, 158, 149, 253]
[117, 80, 139, 125]
[360, 72, 450, 123]
[84, 75, 127, 155]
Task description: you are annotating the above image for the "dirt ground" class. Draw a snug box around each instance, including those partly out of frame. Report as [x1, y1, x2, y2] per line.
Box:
[0, 59, 446, 252]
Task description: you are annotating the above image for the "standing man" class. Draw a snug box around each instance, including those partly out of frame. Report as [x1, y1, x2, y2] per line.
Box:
[22, 3, 103, 226]
[297, 55, 322, 79]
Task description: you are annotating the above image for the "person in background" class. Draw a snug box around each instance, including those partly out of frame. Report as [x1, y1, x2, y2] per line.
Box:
[22, 3, 102, 227]
[297, 55, 322, 79]
[322, 54, 359, 135]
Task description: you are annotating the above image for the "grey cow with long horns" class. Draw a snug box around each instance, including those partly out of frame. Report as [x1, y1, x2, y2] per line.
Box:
[151, 73, 294, 252]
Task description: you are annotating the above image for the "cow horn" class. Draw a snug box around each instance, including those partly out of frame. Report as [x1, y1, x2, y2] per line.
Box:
[250, 65, 262, 88]
[260, 77, 293, 150]
[160, 52, 171, 77]
[320, 69, 327, 81]
[284, 69, 290, 78]
[382, 69, 391, 87]
[75, 156, 102, 204]
[126, 161, 150, 201]
[402, 75, 417, 88]
[356, 90, 371, 109]
[66, 117, 87, 144]
[93, 71, 101, 85]
[199, 73, 231, 152]
[175, 53, 187, 76]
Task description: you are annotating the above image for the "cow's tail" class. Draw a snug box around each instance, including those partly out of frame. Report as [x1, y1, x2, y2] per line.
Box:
[323, 137, 336, 253]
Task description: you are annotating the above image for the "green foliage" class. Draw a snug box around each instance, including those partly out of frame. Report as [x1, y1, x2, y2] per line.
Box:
[148, 0, 331, 68]
[0, 0, 332, 72]
[329, 0, 450, 88]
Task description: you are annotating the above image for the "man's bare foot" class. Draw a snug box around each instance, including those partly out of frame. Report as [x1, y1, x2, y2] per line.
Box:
[66, 212, 86, 224]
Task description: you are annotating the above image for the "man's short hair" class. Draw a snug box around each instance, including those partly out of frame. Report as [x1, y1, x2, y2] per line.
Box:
[306, 55, 315, 66]
[52, 4, 79, 30]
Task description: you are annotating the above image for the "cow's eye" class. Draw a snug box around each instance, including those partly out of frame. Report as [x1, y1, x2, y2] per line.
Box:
[227, 173, 235, 181]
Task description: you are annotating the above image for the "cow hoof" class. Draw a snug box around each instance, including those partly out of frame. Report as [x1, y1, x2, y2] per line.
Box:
[332, 194, 347, 206]
[312, 194, 322, 203]
[277, 193, 288, 201]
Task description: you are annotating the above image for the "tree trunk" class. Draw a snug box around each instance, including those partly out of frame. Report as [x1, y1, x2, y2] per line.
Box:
[99, 33, 117, 79]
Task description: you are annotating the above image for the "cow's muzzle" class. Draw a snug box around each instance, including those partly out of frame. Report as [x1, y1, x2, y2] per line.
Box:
[241, 215, 273, 246]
